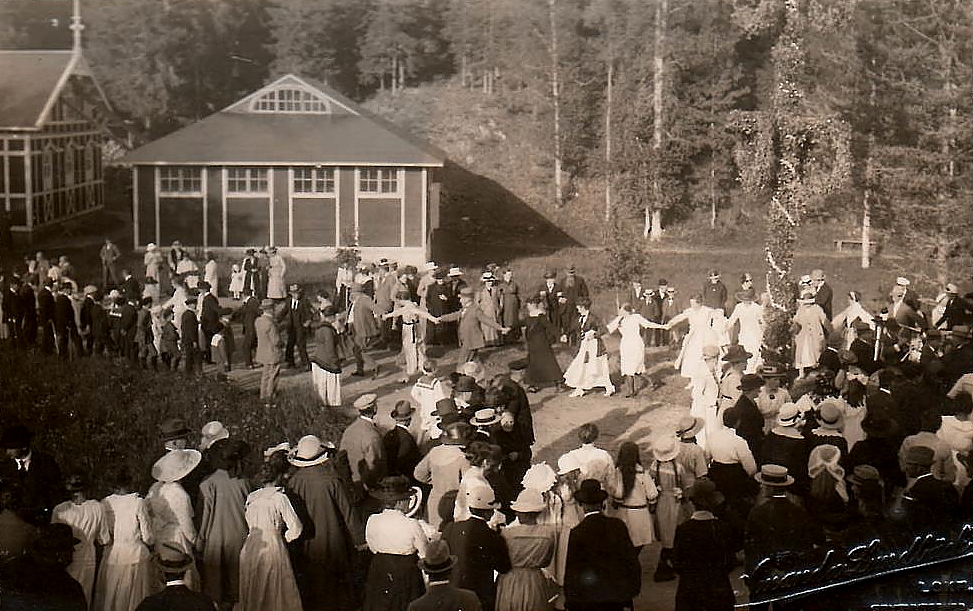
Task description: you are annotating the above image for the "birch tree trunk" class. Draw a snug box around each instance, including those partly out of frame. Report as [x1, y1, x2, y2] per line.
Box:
[648, 0, 667, 241]
[862, 71, 875, 269]
[605, 59, 613, 223]
[548, 0, 563, 207]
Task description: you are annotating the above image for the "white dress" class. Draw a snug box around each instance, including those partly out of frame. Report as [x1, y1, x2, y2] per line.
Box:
[204, 259, 219, 294]
[94, 493, 157, 611]
[237, 486, 304, 611]
[727, 302, 765, 373]
[690, 360, 721, 449]
[793, 304, 829, 369]
[145, 481, 199, 589]
[671, 306, 718, 378]
[176, 259, 199, 289]
[52, 499, 110, 605]
[563, 335, 613, 392]
[266, 255, 287, 299]
[607, 313, 656, 376]
[832, 302, 874, 349]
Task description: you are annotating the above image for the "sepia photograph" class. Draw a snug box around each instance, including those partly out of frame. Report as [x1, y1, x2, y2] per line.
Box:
[0, 0, 971, 609]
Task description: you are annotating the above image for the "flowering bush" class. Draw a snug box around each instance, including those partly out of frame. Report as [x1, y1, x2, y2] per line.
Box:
[0, 352, 350, 496]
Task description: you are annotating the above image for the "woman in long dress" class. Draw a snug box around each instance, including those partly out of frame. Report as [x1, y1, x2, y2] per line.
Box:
[143, 243, 164, 283]
[94, 466, 156, 611]
[668, 295, 718, 378]
[496, 489, 557, 611]
[832, 290, 874, 349]
[52, 475, 110, 606]
[563, 297, 615, 397]
[793, 292, 830, 377]
[499, 268, 521, 343]
[726, 290, 764, 373]
[607, 442, 659, 550]
[145, 449, 202, 589]
[266, 248, 286, 300]
[237, 461, 304, 611]
[522, 297, 562, 392]
[383, 292, 440, 384]
[197, 440, 251, 609]
[648, 436, 693, 582]
[689, 346, 721, 449]
[607, 304, 667, 397]
[176, 252, 199, 290]
[550, 455, 584, 598]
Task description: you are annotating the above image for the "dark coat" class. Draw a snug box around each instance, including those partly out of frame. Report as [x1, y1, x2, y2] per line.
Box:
[846, 437, 905, 490]
[279, 296, 314, 330]
[730, 395, 765, 462]
[406, 583, 482, 611]
[135, 584, 217, 611]
[441, 517, 511, 611]
[383, 425, 421, 481]
[672, 516, 736, 611]
[36, 288, 55, 326]
[312, 323, 341, 373]
[180, 309, 199, 352]
[119, 303, 138, 335]
[573, 312, 608, 356]
[904, 474, 960, 535]
[0, 451, 64, 526]
[744, 496, 822, 575]
[79, 296, 95, 332]
[761, 432, 809, 489]
[702, 281, 728, 312]
[523, 315, 562, 385]
[120, 275, 141, 303]
[0, 554, 87, 611]
[53, 294, 76, 333]
[564, 512, 641, 606]
[815, 282, 834, 319]
[200, 293, 228, 335]
[936, 296, 973, 329]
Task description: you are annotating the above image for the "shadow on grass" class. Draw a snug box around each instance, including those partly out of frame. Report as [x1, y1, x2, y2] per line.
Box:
[432, 161, 581, 265]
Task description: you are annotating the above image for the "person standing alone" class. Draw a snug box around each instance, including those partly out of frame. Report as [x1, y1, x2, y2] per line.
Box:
[255, 299, 283, 407]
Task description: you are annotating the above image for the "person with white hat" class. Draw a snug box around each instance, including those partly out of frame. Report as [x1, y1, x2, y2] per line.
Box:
[476, 271, 503, 347]
[145, 448, 204, 589]
[762, 402, 810, 492]
[496, 488, 557, 611]
[413, 415, 473, 529]
[744, 464, 822, 575]
[810, 268, 833, 319]
[648, 435, 691, 582]
[441, 485, 511, 611]
[286, 434, 364, 609]
[793, 288, 829, 378]
[340, 394, 388, 501]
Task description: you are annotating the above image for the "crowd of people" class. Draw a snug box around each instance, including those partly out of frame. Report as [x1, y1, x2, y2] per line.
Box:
[2, 236, 973, 611]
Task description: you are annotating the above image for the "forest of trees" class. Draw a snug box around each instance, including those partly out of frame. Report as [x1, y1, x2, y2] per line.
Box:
[1, 0, 970, 281]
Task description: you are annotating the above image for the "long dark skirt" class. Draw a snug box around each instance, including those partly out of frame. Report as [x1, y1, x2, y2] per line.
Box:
[707, 462, 755, 553]
[525, 316, 562, 385]
[363, 552, 424, 611]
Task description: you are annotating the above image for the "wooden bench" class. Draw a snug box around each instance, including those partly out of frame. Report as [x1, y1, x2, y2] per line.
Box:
[834, 238, 876, 252]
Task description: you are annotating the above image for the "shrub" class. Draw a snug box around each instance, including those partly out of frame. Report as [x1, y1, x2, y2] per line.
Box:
[0, 352, 350, 497]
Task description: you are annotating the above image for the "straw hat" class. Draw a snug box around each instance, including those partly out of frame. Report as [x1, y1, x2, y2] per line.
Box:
[776, 403, 801, 427]
[151, 449, 202, 483]
[754, 464, 794, 487]
[557, 453, 581, 475]
[287, 435, 333, 467]
[675, 416, 704, 440]
[199, 421, 230, 451]
[521, 463, 557, 492]
[448, 267, 463, 277]
[510, 488, 546, 513]
[651, 435, 680, 463]
[466, 485, 499, 510]
[816, 401, 843, 430]
[470, 408, 501, 427]
[353, 394, 378, 412]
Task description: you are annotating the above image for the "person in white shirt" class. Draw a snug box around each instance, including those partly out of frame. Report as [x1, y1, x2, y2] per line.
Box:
[560, 423, 615, 495]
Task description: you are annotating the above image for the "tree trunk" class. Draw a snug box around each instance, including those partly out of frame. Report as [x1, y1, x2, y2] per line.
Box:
[604, 59, 613, 224]
[643, 206, 651, 238]
[548, 0, 563, 207]
[938, 44, 954, 286]
[861, 186, 871, 269]
[649, 0, 667, 241]
[398, 56, 405, 90]
[391, 56, 397, 93]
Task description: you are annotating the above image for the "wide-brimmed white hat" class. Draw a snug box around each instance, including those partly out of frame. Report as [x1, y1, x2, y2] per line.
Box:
[470, 408, 501, 427]
[522, 463, 557, 492]
[199, 421, 229, 451]
[447, 267, 463, 277]
[651, 435, 680, 463]
[466, 485, 499, 510]
[288, 435, 333, 467]
[151, 449, 202, 483]
[557, 453, 581, 475]
[510, 488, 546, 513]
[776, 403, 801, 427]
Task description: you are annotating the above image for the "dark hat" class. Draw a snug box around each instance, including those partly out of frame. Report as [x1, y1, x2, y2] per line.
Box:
[403, 265, 418, 275]
[686, 477, 724, 508]
[574, 479, 609, 504]
[153, 542, 194, 573]
[754, 464, 795, 487]
[904, 445, 935, 467]
[160, 418, 192, 442]
[441, 418, 472, 446]
[34, 523, 80, 554]
[320, 305, 337, 317]
[454, 375, 478, 393]
[217, 438, 250, 464]
[371, 475, 418, 502]
[724, 344, 752, 363]
[197, 281, 211, 290]
[433, 398, 458, 418]
[848, 465, 882, 487]
[246, 248, 256, 255]
[658, 278, 668, 286]
[433, 269, 447, 280]
[288, 283, 301, 293]
[861, 412, 897, 439]
[758, 363, 790, 378]
[391, 400, 414, 421]
[419, 540, 457, 574]
[738, 374, 766, 392]
[543, 269, 557, 279]
[0, 424, 33, 449]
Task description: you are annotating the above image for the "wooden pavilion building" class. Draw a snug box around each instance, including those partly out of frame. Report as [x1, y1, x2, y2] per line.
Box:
[121, 74, 447, 264]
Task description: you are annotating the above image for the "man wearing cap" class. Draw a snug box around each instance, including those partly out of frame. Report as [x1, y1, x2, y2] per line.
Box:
[133, 543, 216, 611]
[278, 284, 313, 371]
[384, 401, 422, 482]
[287, 435, 365, 610]
[0, 523, 88, 611]
[702, 270, 727, 312]
[810, 269, 833, 319]
[340, 394, 388, 501]
[437, 287, 510, 363]
[413, 413, 472, 529]
[0, 424, 65, 526]
[254, 299, 283, 405]
[901, 445, 960, 536]
[408, 540, 481, 611]
[674, 416, 710, 479]
[564, 479, 641, 611]
[441, 485, 511, 611]
[935, 283, 973, 330]
[744, 465, 822, 576]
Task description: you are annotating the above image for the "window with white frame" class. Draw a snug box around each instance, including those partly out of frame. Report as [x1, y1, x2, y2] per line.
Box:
[293, 167, 335, 194]
[359, 168, 398, 194]
[251, 88, 330, 113]
[159, 167, 202, 195]
[227, 167, 269, 194]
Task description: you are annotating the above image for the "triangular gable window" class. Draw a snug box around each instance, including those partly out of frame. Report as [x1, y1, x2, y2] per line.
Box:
[249, 87, 331, 114]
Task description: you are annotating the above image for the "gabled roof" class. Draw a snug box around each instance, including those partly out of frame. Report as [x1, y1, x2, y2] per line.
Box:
[0, 50, 111, 130]
[121, 74, 446, 167]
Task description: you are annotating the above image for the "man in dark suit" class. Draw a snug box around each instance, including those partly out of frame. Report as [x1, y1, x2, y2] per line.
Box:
[564, 479, 641, 611]
[811, 268, 833, 319]
[78, 285, 98, 356]
[0, 424, 65, 526]
[728, 374, 767, 461]
[235, 291, 260, 368]
[0, 523, 86, 611]
[119, 268, 141, 304]
[538, 269, 562, 334]
[119, 296, 139, 363]
[702, 270, 727, 312]
[18, 277, 38, 347]
[135, 543, 217, 611]
[441, 485, 511, 611]
[198, 281, 229, 364]
[279, 283, 313, 370]
[901, 446, 960, 536]
[180, 294, 201, 375]
[383, 401, 421, 482]
[36, 278, 56, 354]
[53, 283, 80, 360]
[3, 275, 22, 348]
[744, 465, 823, 578]
[937, 284, 973, 330]
[407, 540, 481, 611]
[942, 325, 973, 386]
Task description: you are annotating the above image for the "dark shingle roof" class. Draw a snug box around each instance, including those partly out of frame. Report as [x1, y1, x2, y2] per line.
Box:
[0, 50, 73, 129]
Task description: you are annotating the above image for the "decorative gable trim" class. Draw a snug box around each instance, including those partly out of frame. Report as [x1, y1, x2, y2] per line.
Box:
[223, 74, 360, 116]
[34, 54, 113, 130]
